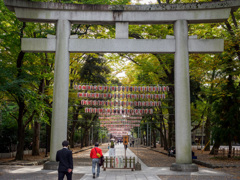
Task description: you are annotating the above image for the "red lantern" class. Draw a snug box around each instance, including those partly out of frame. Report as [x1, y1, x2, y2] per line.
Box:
[163, 86, 166, 92]
[104, 86, 108, 91]
[162, 94, 166, 99]
[81, 100, 85, 105]
[78, 93, 83, 98]
[149, 109, 153, 114]
[145, 109, 148, 114]
[82, 85, 86, 90]
[138, 101, 142, 106]
[152, 86, 156, 91]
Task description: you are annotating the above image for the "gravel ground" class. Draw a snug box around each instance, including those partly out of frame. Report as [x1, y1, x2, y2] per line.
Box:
[129, 145, 240, 180]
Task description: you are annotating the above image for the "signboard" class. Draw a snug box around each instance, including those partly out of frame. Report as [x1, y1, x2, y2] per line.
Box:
[123, 135, 129, 145]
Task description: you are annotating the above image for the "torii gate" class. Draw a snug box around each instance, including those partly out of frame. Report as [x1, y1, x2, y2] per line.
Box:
[4, 0, 240, 172]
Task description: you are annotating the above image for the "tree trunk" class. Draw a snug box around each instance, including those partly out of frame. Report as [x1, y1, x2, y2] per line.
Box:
[228, 140, 232, 158]
[210, 140, 221, 155]
[32, 121, 40, 156]
[168, 103, 174, 148]
[69, 121, 77, 148]
[152, 129, 156, 148]
[204, 116, 211, 151]
[15, 102, 25, 160]
[158, 126, 168, 150]
[160, 122, 164, 147]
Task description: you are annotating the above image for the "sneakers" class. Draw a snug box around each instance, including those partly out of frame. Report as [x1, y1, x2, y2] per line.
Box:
[93, 173, 95, 179]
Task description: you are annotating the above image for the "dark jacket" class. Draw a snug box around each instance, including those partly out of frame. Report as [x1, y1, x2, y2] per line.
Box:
[56, 148, 73, 172]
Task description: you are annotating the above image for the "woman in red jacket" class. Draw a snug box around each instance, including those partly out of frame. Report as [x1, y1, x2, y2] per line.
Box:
[90, 142, 103, 179]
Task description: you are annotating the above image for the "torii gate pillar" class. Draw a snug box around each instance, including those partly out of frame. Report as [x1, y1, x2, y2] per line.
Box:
[171, 20, 197, 171]
[50, 19, 71, 161]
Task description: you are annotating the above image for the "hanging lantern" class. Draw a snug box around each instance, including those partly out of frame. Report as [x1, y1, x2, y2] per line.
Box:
[162, 86, 166, 92]
[146, 101, 149, 106]
[132, 86, 135, 92]
[145, 109, 148, 114]
[162, 94, 166, 99]
[81, 100, 85, 105]
[117, 86, 121, 91]
[149, 109, 153, 114]
[152, 86, 156, 91]
[99, 86, 103, 91]
[103, 93, 107, 98]
[86, 85, 89, 90]
[146, 94, 150, 99]
[96, 93, 100, 98]
[82, 85, 86, 90]
[94, 85, 98, 91]
[111, 86, 115, 91]
[138, 101, 142, 106]
[104, 86, 108, 91]
[78, 93, 83, 98]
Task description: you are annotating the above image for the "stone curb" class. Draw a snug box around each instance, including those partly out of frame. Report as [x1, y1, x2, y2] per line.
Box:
[0, 159, 49, 166]
[72, 146, 93, 154]
[0, 145, 95, 166]
[144, 146, 240, 169]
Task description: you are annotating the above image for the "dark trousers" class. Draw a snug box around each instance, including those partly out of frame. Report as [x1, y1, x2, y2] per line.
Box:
[58, 171, 72, 180]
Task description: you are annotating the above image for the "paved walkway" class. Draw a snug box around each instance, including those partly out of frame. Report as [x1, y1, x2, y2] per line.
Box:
[0, 143, 235, 180]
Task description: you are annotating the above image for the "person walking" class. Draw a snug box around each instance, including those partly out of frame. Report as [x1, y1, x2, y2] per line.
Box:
[56, 140, 73, 180]
[90, 142, 103, 179]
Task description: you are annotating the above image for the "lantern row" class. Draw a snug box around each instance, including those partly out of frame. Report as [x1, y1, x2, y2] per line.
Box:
[99, 116, 142, 120]
[109, 131, 129, 134]
[107, 128, 132, 131]
[85, 108, 153, 115]
[81, 100, 162, 107]
[101, 124, 140, 127]
[75, 85, 169, 92]
[78, 93, 166, 100]
[100, 120, 141, 124]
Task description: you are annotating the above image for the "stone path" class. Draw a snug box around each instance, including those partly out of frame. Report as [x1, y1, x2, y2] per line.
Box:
[0, 143, 239, 180]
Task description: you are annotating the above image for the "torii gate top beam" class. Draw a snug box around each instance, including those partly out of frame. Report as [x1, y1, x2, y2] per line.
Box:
[4, 0, 240, 24]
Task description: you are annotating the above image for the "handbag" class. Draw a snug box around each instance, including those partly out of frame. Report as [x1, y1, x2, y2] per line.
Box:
[95, 148, 101, 158]
[99, 155, 104, 167]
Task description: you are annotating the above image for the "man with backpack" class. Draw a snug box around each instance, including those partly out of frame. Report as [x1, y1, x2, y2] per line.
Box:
[90, 142, 103, 179]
